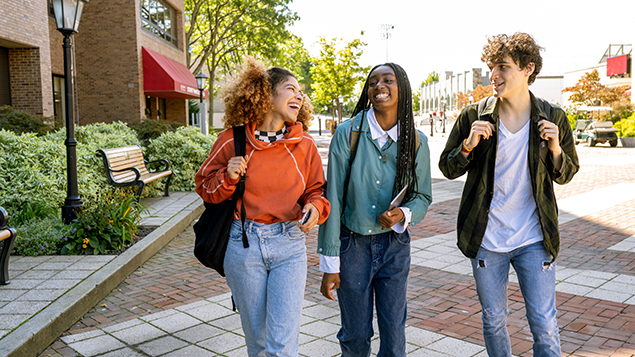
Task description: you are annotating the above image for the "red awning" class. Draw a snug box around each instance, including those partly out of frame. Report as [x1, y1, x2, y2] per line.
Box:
[142, 47, 208, 99]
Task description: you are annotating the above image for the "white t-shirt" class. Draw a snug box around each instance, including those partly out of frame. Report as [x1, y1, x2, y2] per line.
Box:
[481, 119, 543, 252]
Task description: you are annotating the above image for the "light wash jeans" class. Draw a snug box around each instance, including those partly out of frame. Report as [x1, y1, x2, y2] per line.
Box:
[337, 225, 410, 357]
[224, 220, 307, 357]
[470, 241, 561, 357]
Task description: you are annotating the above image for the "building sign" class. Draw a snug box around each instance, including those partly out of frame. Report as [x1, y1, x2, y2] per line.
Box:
[607, 54, 630, 76]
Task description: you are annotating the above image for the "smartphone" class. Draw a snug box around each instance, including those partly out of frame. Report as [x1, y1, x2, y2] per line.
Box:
[300, 211, 311, 225]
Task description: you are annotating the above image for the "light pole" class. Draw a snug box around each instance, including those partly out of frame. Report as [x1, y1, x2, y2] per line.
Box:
[196, 72, 207, 104]
[440, 99, 447, 134]
[195, 72, 208, 134]
[337, 94, 344, 124]
[379, 24, 394, 62]
[52, 0, 88, 224]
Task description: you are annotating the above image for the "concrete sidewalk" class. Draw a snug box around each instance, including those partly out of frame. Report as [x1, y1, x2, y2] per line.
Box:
[3, 124, 635, 356]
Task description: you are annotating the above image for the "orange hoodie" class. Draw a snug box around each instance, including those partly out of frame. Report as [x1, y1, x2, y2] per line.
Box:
[195, 122, 330, 225]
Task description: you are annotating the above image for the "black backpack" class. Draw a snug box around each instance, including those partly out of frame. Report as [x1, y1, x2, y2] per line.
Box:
[193, 126, 248, 277]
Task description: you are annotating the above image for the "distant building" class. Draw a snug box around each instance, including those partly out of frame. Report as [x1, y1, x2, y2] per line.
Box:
[0, 0, 206, 126]
[420, 68, 491, 118]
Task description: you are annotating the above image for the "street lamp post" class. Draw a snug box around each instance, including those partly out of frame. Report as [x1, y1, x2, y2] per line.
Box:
[52, 0, 88, 224]
[440, 99, 447, 134]
[195, 72, 208, 134]
[337, 94, 344, 124]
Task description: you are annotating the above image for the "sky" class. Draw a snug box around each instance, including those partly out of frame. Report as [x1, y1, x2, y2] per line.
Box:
[288, 0, 634, 88]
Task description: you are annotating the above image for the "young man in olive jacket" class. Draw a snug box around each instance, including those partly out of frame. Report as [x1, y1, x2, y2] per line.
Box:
[439, 33, 579, 357]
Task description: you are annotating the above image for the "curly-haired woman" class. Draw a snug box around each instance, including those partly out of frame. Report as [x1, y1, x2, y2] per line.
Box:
[318, 63, 432, 356]
[195, 57, 330, 356]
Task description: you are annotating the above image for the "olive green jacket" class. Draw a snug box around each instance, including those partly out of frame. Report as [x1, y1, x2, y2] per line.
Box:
[439, 92, 579, 261]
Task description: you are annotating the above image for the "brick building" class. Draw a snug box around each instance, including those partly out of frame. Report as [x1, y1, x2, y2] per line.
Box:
[0, 0, 205, 126]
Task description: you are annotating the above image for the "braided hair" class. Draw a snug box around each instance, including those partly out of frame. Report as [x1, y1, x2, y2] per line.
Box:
[351, 63, 419, 205]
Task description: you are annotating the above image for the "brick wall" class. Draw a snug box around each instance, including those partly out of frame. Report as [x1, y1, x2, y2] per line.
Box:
[73, 0, 143, 125]
[0, 0, 54, 117]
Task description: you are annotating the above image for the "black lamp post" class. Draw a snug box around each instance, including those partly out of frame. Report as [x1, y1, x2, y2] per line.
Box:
[52, 0, 88, 224]
[196, 72, 207, 103]
[440, 99, 447, 134]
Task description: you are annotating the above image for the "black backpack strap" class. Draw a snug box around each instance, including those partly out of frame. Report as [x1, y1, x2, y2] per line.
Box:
[232, 126, 249, 249]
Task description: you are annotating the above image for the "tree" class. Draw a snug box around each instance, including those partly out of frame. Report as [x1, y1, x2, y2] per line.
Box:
[562, 69, 632, 121]
[185, 0, 298, 116]
[454, 85, 493, 111]
[268, 34, 314, 98]
[423, 71, 439, 85]
[412, 88, 421, 113]
[310, 36, 369, 123]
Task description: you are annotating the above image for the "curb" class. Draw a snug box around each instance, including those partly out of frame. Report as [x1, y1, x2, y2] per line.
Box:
[0, 199, 204, 357]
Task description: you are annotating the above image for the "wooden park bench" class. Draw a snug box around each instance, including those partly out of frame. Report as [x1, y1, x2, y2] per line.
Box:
[0, 206, 17, 285]
[96, 145, 173, 201]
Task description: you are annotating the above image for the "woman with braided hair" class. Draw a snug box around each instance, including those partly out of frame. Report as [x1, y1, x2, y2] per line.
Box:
[317, 63, 432, 356]
[195, 57, 330, 356]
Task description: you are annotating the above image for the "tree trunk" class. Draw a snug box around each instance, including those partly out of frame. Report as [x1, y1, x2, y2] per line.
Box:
[207, 66, 216, 130]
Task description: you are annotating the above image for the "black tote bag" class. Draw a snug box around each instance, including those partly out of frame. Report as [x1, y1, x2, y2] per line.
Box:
[193, 126, 247, 276]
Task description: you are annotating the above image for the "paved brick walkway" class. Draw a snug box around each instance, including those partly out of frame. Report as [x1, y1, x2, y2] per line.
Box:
[38, 133, 635, 357]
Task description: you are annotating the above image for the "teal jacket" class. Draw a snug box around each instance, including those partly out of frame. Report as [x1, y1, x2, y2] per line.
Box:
[317, 111, 433, 257]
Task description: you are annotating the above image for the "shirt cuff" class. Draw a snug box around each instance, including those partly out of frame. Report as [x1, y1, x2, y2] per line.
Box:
[319, 255, 340, 274]
[392, 207, 412, 233]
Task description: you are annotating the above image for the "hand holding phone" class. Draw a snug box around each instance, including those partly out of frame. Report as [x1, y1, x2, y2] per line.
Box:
[300, 210, 311, 225]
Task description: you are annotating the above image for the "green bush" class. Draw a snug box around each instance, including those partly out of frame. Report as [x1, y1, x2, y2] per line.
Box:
[614, 113, 635, 138]
[13, 217, 71, 256]
[0, 105, 54, 136]
[62, 190, 146, 255]
[146, 126, 216, 191]
[129, 119, 183, 147]
[0, 122, 143, 212]
[7, 200, 57, 227]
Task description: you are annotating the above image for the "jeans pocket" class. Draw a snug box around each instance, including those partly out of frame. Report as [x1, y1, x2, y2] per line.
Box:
[287, 224, 305, 240]
[339, 228, 353, 254]
[395, 231, 411, 246]
[228, 223, 242, 242]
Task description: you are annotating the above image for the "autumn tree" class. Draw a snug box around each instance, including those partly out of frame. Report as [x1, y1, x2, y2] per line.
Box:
[310, 36, 369, 123]
[454, 85, 493, 111]
[185, 0, 298, 115]
[562, 69, 632, 121]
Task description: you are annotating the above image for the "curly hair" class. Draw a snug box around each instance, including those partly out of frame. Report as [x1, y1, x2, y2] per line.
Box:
[481, 32, 543, 85]
[221, 57, 313, 131]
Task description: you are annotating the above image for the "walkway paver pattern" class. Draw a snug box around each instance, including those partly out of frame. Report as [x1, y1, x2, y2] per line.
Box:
[3, 123, 635, 357]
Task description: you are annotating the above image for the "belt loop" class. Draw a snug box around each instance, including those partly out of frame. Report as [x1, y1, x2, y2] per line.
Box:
[282, 222, 286, 234]
[247, 220, 253, 234]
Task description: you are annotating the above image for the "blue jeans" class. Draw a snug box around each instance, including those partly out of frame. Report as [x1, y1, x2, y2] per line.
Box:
[224, 220, 307, 357]
[337, 226, 410, 357]
[471, 241, 561, 357]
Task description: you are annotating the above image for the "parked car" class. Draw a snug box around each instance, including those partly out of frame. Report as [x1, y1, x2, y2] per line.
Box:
[574, 119, 618, 147]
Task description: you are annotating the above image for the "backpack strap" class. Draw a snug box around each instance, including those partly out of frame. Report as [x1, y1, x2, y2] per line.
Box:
[231, 126, 249, 249]
[477, 96, 496, 119]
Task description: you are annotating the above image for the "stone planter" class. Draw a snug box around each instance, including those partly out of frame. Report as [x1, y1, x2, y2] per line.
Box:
[620, 137, 635, 147]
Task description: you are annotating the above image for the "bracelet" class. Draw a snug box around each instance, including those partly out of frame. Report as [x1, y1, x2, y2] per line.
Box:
[461, 139, 473, 153]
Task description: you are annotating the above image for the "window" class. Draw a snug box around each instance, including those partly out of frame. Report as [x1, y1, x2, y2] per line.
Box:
[141, 0, 176, 46]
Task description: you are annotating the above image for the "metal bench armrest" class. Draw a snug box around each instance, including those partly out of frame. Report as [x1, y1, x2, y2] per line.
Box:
[144, 158, 171, 172]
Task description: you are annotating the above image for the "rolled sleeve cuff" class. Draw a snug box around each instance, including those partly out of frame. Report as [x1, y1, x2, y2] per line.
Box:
[392, 207, 412, 233]
[319, 255, 340, 273]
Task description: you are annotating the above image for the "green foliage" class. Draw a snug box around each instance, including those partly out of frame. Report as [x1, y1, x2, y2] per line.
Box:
[147, 126, 217, 191]
[0, 105, 54, 136]
[128, 119, 184, 147]
[62, 190, 146, 255]
[310, 36, 369, 113]
[423, 72, 439, 85]
[413, 89, 421, 113]
[567, 113, 577, 131]
[0, 122, 141, 211]
[269, 34, 314, 97]
[7, 201, 57, 227]
[186, 0, 298, 114]
[614, 113, 635, 137]
[13, 217, 71, 256]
